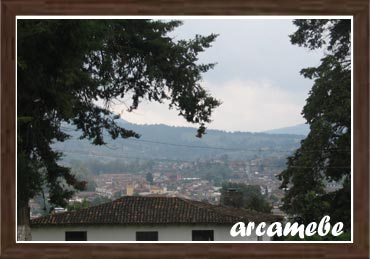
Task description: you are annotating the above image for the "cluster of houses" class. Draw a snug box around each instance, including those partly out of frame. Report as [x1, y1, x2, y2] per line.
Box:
[91, 173, 223, 203]
[28, 158, 290, 241]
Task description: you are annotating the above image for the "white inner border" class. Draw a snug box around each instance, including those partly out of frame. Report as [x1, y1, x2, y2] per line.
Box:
[15, 15, 354, 244]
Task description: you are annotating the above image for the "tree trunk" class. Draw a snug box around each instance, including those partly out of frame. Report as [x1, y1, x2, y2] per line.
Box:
[17, 202, 32, 241]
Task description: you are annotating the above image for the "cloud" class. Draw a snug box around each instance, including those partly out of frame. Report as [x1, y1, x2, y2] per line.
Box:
[101, 19, 319, 133]
[109, 79, 308, 133]
[109, 96, 195, 128]
[203, 80, 307, 132]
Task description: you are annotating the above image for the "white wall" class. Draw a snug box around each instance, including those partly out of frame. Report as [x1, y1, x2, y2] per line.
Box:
[31, 224, 271, 241]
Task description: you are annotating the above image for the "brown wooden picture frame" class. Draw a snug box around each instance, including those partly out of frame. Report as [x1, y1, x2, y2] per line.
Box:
[1, 0, 369, 258]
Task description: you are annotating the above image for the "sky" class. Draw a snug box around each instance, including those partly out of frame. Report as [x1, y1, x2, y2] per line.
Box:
[110, 19, 324, 133]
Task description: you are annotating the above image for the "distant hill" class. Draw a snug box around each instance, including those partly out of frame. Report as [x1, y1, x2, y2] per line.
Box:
[263, 124, 309, 136]
[53, 119, 305, 163]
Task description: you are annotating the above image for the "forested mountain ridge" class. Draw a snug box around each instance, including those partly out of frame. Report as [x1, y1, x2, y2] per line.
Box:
[54, 119, 305, 162]
[263, 123, 309, 136]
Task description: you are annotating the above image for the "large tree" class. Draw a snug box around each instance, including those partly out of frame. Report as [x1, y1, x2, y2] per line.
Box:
[278, 19, 351, 229]
[220, 182, 272, 213]
[17, 19, 220, 240]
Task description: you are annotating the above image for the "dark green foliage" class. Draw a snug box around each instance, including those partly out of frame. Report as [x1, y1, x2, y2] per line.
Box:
[17, 152, 44, 207]
[220, 182, 272, 213]
[146, 172, 154, 184]
[17, 20, 220, 211]
[279, 19, 351, 229]
[70, 161, 97, 192]
[66, 198, 90, 212]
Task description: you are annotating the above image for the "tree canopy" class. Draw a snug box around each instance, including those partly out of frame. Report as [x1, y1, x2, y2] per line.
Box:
[146, 172, 154, 185]
[220, 182, 272, 213]
[278, 19, 351, 229]
[17, 19, 220, 222]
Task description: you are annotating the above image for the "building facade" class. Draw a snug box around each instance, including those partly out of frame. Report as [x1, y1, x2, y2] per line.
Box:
[32, 224, 271, 241]
[31, 196, 281, 242]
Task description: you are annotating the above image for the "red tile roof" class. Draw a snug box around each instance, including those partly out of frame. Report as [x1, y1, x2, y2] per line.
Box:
[31, 196, 282, 226]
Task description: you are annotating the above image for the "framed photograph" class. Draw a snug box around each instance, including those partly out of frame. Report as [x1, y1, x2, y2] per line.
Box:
[2, 0, 369, 258]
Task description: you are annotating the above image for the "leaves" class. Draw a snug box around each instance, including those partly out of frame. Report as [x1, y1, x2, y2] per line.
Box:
[220, 183, 272, 213]
[17, 20, 220, 209]
[279, 19, 351, 229]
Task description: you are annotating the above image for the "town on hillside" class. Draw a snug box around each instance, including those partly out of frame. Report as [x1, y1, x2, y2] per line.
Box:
[29, 156, 343, 220]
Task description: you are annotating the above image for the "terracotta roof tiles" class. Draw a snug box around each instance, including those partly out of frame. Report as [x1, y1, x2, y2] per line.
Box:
[31, 196, 282, 226]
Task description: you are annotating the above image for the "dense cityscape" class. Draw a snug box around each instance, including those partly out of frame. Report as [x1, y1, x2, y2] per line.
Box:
[30, 157, 289, 218]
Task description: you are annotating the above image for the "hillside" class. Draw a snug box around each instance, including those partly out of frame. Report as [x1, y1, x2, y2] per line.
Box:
[53, 120, 305, 163]
[263, 123, 309, 136]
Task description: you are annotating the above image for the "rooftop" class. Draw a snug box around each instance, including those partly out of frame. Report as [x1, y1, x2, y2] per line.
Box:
[31, 196, 282, 226]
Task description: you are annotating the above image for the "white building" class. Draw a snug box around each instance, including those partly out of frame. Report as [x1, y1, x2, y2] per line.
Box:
[31, 196, 281, 241]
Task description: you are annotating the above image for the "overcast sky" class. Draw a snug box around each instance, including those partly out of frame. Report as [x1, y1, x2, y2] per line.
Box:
[111, 19, 324, 132]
